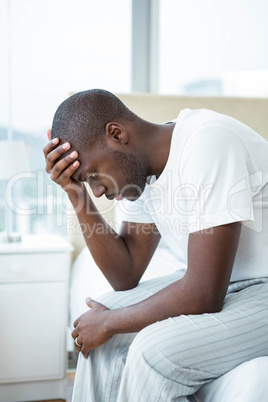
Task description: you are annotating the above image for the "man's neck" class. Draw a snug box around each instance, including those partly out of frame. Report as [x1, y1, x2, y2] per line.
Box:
[144, 121, 176, 178]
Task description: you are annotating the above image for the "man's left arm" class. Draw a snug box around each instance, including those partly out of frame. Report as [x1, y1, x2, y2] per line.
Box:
[72, 222, 241, 357]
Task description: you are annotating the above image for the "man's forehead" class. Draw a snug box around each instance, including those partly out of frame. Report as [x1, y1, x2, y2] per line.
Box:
[70, 143, 109, 181]
[69, 146, 91, 181]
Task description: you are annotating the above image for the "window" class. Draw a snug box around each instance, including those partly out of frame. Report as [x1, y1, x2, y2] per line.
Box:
[158, 0, 268, 96]
[0, 0, 131, 236]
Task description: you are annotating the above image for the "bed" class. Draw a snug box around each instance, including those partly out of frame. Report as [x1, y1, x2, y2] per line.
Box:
[68, 93, 268, 401]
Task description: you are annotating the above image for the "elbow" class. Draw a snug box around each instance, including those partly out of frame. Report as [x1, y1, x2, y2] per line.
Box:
[203, 302, 223, 314]
[109, 264, 142, 291]
[186, 286, 224, 315]
[199, 295, 224, 314]
[185, 295, 224, 316]
[113, 284, 138, 292]
[111, 279, 140, 292]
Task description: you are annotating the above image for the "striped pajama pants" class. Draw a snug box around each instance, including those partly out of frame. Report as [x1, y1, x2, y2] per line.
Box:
[71, 270, 268, 402]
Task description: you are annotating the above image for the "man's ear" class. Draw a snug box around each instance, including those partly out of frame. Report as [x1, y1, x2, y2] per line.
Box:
[105, 123, 128, 146]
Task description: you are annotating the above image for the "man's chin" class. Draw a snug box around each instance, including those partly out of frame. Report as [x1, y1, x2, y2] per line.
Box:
[120, 180, 146, 201]
[123, 191, 143, 202]
[115, 194, 124, 201]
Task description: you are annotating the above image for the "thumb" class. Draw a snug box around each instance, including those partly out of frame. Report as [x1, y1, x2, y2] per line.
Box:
[85, 297, 95, 308]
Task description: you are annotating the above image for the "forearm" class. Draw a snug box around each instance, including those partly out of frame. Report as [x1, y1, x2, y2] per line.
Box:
[105, 222, 240, 335]
[105, 275, 219, 336]
[68, 187, 135, 290]
[44, 138, 158, 291]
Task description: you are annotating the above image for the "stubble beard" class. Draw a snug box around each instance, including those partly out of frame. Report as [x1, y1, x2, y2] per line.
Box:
[111, 149, 147, 201]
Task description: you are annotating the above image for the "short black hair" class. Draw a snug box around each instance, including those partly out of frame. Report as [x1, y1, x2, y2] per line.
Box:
[51, 89, 137, 149]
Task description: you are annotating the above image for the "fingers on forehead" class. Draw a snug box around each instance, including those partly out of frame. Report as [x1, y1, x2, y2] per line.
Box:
[54, 142, 76, 162]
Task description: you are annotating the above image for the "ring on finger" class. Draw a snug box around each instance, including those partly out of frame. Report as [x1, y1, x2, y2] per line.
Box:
[75, 337, 82, 347]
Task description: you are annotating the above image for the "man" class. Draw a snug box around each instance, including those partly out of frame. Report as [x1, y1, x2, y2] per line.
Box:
[44, 89, 268, 401]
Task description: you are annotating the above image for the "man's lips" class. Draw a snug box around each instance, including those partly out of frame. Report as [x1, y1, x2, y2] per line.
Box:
[105, 193, 123, 201]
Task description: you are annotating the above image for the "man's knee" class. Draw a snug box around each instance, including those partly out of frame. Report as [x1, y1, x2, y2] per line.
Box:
[96, 290, 121, 309]
[126, 320, 182, 373]
[126, 317, 210, 379]
[96, 287, 140, 309]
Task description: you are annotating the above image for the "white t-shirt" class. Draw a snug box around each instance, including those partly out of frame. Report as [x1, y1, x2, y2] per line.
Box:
[117, 109, 268, 281]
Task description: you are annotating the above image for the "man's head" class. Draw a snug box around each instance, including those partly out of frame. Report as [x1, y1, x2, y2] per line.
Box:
[51, 89, 148, 201]
[51, 89, 137, 149]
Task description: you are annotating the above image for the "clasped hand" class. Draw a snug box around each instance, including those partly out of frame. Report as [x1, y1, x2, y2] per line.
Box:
[72, 298, 113, 358]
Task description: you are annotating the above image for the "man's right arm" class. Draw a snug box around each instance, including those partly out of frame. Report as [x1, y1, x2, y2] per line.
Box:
[43, 137, 161, 291]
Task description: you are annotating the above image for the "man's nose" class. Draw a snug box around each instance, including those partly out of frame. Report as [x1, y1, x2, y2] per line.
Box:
[91, 183, 106, 198]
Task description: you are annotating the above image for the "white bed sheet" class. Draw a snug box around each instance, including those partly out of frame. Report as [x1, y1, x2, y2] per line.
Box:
[194, 356, 268, 402]
[69, 246, 268, 401]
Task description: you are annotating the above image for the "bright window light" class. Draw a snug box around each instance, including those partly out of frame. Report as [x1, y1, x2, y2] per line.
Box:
[0, 0, 131, 236]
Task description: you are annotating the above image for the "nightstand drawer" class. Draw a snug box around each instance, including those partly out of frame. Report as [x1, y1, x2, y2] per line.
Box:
[0, 282, 67, 384]
[0, 253, 70, 283]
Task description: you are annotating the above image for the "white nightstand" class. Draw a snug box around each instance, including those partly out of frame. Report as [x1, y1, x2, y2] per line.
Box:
[0, 234, 73, 402]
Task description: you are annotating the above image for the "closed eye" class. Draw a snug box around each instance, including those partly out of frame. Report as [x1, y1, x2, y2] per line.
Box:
[88, 172, 98, 181]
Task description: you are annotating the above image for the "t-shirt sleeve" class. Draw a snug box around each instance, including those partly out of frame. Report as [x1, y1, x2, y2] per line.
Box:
[179, 126, 254, 233]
